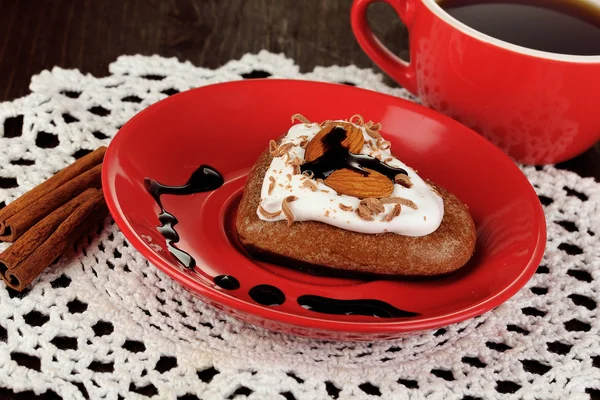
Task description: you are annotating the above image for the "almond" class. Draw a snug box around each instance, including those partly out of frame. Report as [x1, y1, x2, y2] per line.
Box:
[324, 168, 393, 199]
[304, 122, 364, 162]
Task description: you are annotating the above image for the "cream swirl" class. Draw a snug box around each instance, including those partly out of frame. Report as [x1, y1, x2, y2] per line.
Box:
[256, 121, 444, 236]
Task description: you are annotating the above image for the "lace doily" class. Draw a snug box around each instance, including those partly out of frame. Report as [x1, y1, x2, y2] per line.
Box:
[0, 52, 599, 400]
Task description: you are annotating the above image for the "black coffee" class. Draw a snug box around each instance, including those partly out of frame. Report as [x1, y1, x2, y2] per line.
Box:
[437, 0, 600, 56]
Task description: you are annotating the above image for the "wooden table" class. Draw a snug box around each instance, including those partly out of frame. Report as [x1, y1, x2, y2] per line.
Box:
[0, 2, 598, 399]
[1, 0, 598, 179]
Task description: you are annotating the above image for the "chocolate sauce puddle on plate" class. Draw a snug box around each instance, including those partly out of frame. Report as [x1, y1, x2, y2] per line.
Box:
[300, 126, 408, 180]
[297, 295, 419, 318]
[144, 151, 415, 319]
[214, 275, 240, 290]
[249, 284, 286, 306]
[145, 165, 224, 270]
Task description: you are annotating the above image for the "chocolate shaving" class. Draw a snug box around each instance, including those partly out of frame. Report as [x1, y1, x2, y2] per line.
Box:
[301, 180, 318, 192]
[367, 121, 382, 131]
[258, 205, 282, 219]
[286, 173, 292, 181]
[302, 171, 314, 179]
[270, 142, 294, 157]
[348, 114, 384, 140]
[360, 198, 385, 215]
[269, 140, 278, 154]
[339, 203, 353, 212]
[364, 121, 383, 140]
[428, 183, 442, 197]
[281, 196, 298, 226]
[316, 178, 325, 185]
[382, 204, 401, 222]
[381, 196, 418, 210]
[292, 165, 301, 175]
[356, 204, 374, 221]
[291, 113, 312, 126]
[268, 176, 276, 195]
[280, 143, 294, 156]
[377, 138, 391, 150]
[385, 157, 393, 163]
[297, 136, 309, 148]
[394, 174, 413, 188]
[349, 114, 364, 126]
[325, 210, 330, 217]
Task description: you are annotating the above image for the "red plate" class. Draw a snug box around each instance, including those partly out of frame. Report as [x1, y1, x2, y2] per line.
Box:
[102, 79, 546, 341]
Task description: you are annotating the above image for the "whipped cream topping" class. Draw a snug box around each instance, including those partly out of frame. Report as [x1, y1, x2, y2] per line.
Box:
[257, 121, 444, 236]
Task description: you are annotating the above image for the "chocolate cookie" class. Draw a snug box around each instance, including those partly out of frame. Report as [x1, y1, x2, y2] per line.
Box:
[236, 147, 476, 277]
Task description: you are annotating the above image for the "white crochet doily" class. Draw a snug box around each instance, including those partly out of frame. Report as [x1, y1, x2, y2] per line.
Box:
[0, 52, 599, 400]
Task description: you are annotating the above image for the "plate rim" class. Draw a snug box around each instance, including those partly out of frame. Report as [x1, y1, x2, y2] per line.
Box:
[102, 79, 547, 334]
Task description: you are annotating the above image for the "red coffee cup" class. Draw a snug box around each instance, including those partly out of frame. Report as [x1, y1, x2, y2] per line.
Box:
[351, 0, 600, 164]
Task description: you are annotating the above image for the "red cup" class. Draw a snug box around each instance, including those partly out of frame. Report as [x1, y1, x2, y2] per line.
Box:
[351, 0, 600, 164]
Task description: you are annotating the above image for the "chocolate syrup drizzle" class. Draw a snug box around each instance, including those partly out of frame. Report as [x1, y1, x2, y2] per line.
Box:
[145, 165, 224, 270]
[214, 275, 240, 290]
[300, 126, 408, 180]
[143, 151, 417, 319]
[297, 295, 419, 318]
[249, 284, 286, 306]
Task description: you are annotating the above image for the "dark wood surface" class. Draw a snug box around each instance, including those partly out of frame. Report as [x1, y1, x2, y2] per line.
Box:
[0, 0, 598, 179]
[0, 2, 598, 399]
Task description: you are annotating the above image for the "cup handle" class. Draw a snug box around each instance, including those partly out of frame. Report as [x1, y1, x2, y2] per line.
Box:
[351, 0, 418, 94]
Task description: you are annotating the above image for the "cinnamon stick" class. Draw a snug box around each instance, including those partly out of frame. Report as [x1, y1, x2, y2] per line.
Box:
[0, 163, 103, 242]
[2, 189, 107, 291]
[0, 146, 106, 240]
[0, 188, 99, 279]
